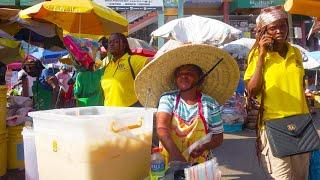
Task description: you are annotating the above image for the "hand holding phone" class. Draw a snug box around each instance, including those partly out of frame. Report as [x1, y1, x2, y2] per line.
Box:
[258, 33, 274, 56]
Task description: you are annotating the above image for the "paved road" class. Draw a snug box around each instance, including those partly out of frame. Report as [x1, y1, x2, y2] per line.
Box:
[213, 115, 320, 180]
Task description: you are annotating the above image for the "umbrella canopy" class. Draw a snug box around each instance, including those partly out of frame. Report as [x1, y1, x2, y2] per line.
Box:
[0, 38, 22, 64]
[308, 51, 320, 61]
[19, 0, 128, 36]
[127, 37, 156, 57]
[221, 38, 256, 59]
[20, 41, 68, 64]
[0, 8, 57, 37]
[221, 38, 320, 70]
[151, 15, 242, 46]
[0, 30, 15, 40]
[291, 45, 320, 70]
[284, 0, 320, 17]
[154, 39, 183, 59]
[7, 62, 22, 70]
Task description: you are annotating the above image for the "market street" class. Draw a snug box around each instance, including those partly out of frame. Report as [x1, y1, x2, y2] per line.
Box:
[214, 116, 320, 180]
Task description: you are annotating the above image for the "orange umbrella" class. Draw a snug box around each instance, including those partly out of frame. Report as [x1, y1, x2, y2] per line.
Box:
[284, 0, 320, 17]
[19, 0, 128, 36]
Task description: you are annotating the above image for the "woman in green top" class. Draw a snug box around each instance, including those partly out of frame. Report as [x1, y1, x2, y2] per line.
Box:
[72, 33, 149, 107]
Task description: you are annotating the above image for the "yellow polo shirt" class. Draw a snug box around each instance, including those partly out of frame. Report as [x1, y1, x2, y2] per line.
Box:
[100, 53, 147, 107]
[244, 43, 309, 125]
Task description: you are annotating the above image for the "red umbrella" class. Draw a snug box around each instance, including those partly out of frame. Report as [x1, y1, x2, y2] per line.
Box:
[7, 62, 22, 70]
[127, 37, 156, 57]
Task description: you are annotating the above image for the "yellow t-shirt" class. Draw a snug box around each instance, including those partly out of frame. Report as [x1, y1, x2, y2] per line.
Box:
[244, 43, 309, 125]
[100, 53, 147, 107]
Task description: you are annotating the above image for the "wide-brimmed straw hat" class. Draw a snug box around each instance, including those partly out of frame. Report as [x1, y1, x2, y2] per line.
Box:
[135, 44, 240, 108]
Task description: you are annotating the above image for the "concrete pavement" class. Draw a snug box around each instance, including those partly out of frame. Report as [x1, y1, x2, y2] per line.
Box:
[213, 116, 320, 180]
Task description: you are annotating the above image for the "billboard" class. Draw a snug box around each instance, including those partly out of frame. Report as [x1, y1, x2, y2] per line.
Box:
[94, 0, 164, 11]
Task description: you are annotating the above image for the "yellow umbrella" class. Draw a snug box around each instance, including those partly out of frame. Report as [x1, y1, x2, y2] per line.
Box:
[19, 0, 128, 36]
[0, 38, 23, 64]
[284, 0, 320, 17]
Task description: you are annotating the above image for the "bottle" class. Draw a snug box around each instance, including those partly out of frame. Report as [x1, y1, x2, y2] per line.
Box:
[150, 147, 165, 179]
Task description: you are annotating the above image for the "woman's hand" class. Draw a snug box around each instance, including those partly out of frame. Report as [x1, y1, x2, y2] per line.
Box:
[169, 152, 187, 162]
[258, 34, 273, 57]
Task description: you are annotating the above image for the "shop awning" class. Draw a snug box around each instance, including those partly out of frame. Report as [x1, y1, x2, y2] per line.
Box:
[284, 0, 320, 17]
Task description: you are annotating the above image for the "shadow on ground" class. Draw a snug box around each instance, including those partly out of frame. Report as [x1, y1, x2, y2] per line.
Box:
[213, 130, 267, 180]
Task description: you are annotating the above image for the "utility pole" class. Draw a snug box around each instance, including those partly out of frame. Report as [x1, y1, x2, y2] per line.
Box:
[178, 0, 184, 18]
[287, 14, 294, 43]
[157, 9, 165, 48]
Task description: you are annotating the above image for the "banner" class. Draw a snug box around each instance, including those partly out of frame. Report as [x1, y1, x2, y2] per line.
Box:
[94, 0, 163, 11]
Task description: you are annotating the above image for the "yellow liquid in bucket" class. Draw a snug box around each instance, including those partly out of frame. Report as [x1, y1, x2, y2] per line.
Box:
[0, 131, 7, 176]
[0, 86, 7, 132]
[0, 86, 7, 107]
[7, 126, 24, 169]
[0, 108, 7, 131]
[35, 132, 152, 180]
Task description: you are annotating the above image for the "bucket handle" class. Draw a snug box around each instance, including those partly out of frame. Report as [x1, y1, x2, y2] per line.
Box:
[111, 118, 143, 133]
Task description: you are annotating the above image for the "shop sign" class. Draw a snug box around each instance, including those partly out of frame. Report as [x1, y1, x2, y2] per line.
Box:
[94, 0, 164, 11]
[20, 0, 44, 6]
[231, 0, 285, 11]
[0, 0, 16, 6]
[164, 0, 178, 8]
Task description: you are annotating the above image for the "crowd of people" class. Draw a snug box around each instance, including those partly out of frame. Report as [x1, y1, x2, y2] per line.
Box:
[3, 5, 320, 179]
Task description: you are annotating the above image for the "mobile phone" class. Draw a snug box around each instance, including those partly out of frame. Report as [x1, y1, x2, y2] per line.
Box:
[262, 30, 274, 51]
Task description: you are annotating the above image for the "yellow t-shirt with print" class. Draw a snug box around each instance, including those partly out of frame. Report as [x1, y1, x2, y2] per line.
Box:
[100, 53, 147, 107]
[244, 43, 309, 127]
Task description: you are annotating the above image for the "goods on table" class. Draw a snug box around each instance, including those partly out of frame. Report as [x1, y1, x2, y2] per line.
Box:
[222, 94, 246, 132]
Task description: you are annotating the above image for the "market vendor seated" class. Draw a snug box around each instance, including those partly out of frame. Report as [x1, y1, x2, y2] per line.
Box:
[134, 44, 240, 164]
[23, 59, 59, 110]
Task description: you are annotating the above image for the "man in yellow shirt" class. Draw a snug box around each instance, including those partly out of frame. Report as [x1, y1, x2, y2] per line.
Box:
[101, 33, 148, 107]
[244, 6, 309, 180]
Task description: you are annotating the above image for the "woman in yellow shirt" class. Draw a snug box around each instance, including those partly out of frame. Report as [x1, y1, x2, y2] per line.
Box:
[100, 33, 148, 107]
[73, 33, 149, 107]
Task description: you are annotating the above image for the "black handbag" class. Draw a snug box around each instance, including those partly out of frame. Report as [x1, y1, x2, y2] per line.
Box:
[265, 114, 320, 158]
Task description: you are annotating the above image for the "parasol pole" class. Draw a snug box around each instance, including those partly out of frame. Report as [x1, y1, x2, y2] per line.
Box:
[316, 70, 318, 86]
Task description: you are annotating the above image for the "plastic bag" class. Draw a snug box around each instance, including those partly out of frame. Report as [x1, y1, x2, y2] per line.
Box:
[184, 158, 221, 180]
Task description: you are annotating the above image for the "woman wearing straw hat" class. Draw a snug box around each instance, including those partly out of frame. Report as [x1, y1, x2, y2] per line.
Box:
[135, 44, 239, 164]
[245, 6, 317, 179]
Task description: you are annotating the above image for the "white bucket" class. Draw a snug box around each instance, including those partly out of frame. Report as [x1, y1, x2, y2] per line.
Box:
[22, 127, 39, 180]
[28, 106, 156, 180]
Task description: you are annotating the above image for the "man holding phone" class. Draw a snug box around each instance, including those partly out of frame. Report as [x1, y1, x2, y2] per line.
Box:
[244, 6, 310, 180]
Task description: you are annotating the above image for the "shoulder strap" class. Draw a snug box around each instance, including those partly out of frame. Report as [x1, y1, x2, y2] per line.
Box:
[128, 55, 135, 79]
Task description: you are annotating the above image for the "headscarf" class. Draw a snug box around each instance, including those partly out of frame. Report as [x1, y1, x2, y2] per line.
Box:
[256, 5, 288, 32]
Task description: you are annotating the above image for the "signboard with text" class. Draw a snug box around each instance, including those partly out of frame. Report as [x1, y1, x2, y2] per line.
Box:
[164, 0, 178, 8]
[231, 0, 285, 11]
[94, 0, 163, 11]
[20, 0, 44, 6]
[0, 0, 15, 6]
